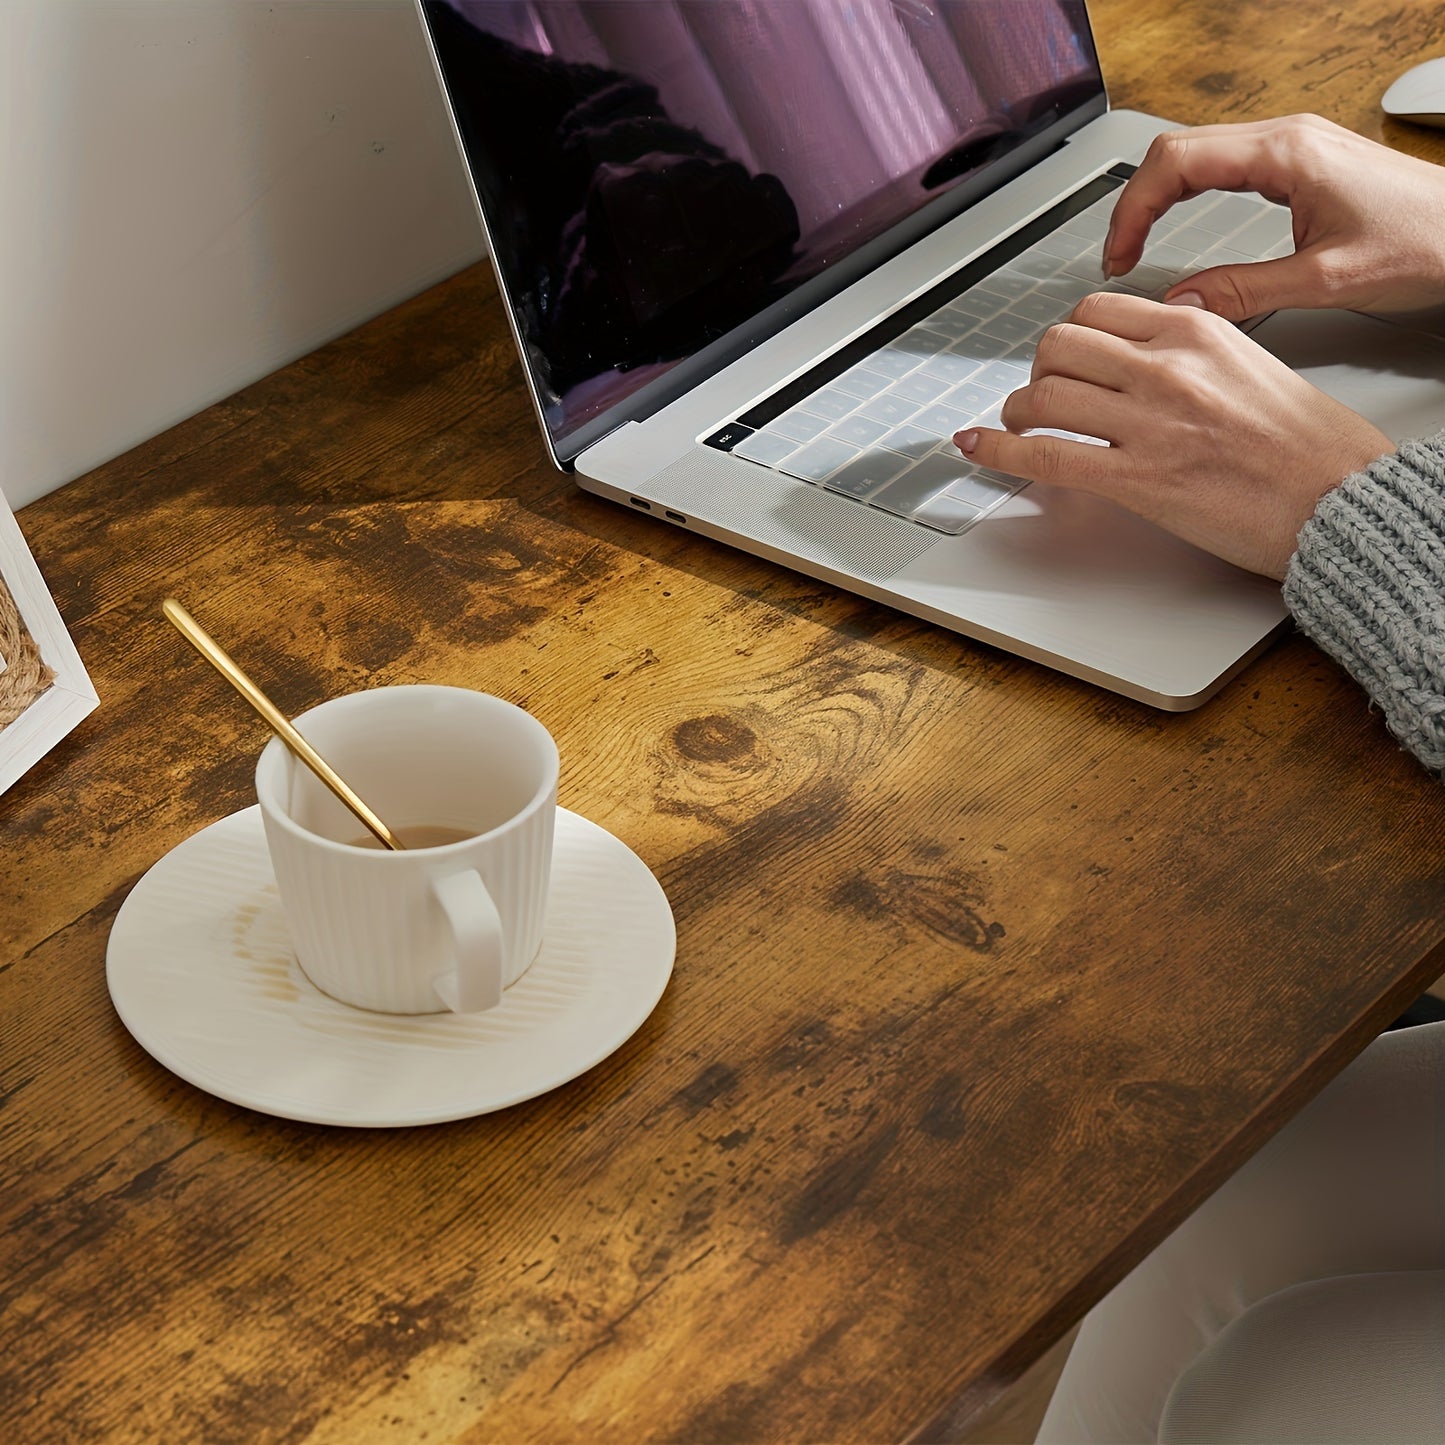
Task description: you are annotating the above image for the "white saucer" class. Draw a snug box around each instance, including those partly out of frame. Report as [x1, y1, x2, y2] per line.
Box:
[106, 807, 675, 1127]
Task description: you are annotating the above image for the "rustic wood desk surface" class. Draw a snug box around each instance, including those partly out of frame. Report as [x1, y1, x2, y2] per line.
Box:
[5, 3, 1445, 1440]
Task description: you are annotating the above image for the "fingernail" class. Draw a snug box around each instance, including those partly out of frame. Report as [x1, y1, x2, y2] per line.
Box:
[1166, 290, 1206, 308]
[955, 429, 980, 455]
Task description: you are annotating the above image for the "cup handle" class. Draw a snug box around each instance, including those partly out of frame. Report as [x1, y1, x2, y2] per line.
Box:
[430, 870, 504, 1013]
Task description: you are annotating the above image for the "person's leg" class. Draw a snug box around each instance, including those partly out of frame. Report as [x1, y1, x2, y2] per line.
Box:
[1035, 1020, 1445, 1444]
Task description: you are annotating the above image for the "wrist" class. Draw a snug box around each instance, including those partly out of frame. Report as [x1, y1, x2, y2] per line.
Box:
[1274, 423, 1393, 581]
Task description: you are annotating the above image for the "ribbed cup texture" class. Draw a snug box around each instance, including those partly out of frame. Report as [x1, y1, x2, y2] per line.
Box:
[261, 796, 555, 1014]
[255, 687, 561, 1015]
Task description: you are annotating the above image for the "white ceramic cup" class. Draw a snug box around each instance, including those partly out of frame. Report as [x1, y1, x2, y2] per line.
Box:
[255, 685, 558, 1014]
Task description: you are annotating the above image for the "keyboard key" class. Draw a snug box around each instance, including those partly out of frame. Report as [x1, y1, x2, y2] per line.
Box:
[1209, 247, 1261, 269]
[1168, 193, 1217, 223]
[1099, 275, 1151, 298]
[892, 373, 952, 404]
[1034, 229, 1090, 260]
[828, 414, 890, 448]
[977, 269, 1034, 300]
[936, 296, 985, 321]
[858, 393, 921, 426]
[777, 435, 859, 482]
[948, 329, 999, 364]
[833, 366, 893, 399]
[920, 351, 980, 385]
[1059, 251, 1108, 283]
[871, 451, 975, 515]
[1143, 239, 1199, 272]
[1191, 193, 1268, 236]
[1165, 222, 1225, 256]
[927, 311, 981, 343]
[1010, 291, 1073, 325]
[732, 430, 799, 466]
[866, 347, 921, 380]
[974, 311, 1040, 345]
[974, 359, 1031, 393]
[1012, 251, 1066, 282]
[1029, 276, 1093, 313]
[910, 490, 984, 534]
[968, 283, 1015, 311]
[946, 292, 1007, 322]
[772, 408, 833, 442]
[911, 402, 973, 439]
[879, 422, 946, 458]
[1227, 208, 1291, 256]
[1059, 209, 1109, 243]
[944, 379, 1008, 414]
[901, 325, 953, 353]
[1184, 198, 1236, 236]
[821, 449, 910, 499]
[803, 388, 861, 421]
[947, 468, 1016, 509]
[1121, 263, 1174, 295]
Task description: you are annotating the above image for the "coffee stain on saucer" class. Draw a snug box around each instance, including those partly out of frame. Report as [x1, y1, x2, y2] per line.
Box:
[231, 888, 302, 1005]
[225, 884, 591, 1049]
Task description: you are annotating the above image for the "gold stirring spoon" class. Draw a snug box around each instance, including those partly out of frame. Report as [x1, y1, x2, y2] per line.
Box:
[162, 598, 404, 851]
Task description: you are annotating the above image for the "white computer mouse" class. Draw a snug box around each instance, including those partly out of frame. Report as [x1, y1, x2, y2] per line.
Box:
[1381, 55, 1445, 128]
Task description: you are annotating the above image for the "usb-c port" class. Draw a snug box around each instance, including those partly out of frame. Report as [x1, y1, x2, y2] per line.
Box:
[629, 497, 651, 510]
[664, 510, 687, 524]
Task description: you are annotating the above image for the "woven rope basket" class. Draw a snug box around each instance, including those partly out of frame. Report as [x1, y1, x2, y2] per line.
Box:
[0, 575, 55, 729]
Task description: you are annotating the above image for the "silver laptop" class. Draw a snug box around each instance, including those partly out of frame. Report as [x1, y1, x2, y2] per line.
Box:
[415, 0, 1445, 709]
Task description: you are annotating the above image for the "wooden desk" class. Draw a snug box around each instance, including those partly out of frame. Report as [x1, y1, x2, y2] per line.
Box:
[5, 2, 1444, 1440]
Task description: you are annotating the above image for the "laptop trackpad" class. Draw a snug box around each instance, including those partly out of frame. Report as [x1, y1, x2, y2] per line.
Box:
[1252, 308, 1445, 443]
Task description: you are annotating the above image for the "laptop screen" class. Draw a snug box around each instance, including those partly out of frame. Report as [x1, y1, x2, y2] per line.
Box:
[420, 0, 1104, 462]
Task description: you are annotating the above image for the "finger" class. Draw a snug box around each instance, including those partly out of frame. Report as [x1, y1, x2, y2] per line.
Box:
[1032, 321, 1141, 391]
[1065, 290, 1172, 343]
[1105, 130, 1291, 277]
[1162, 250, 1323, 322]
[1000, 376, 1125, 443]
[953, 425, 1118, 493]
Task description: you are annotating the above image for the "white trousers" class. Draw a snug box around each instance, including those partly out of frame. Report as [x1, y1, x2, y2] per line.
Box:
[1036, 1020, 1445, 1444]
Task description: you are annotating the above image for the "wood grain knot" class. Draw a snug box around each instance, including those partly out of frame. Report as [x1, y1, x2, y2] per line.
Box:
[1112, 1079, 1213, 1132]
[1193, 70, 1236, 95]
[827, 869, 1005, 954]
[672, 714, 759, 766]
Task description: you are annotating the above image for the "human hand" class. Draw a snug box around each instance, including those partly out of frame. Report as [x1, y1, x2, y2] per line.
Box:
[1105, 114, 1445, 320]
[952, 292, 1392, 579]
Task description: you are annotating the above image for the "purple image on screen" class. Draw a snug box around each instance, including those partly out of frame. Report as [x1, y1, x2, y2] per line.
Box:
[422, 0, 1102, 454]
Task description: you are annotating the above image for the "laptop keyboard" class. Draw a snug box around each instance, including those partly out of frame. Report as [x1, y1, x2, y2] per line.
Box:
[720, 187, 1292, 535]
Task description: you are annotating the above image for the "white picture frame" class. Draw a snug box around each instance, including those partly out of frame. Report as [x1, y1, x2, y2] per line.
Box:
[0, 492, 98, 796]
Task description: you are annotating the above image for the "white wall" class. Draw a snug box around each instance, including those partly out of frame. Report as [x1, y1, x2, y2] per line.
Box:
[0, 0, 485, 509]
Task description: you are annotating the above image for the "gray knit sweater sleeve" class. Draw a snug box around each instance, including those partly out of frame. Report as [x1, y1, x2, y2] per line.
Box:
[1283, 436, 1445, 774]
